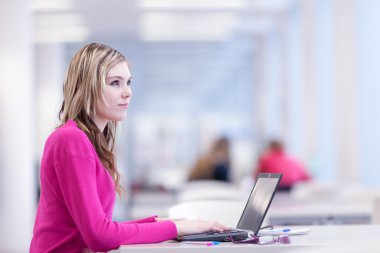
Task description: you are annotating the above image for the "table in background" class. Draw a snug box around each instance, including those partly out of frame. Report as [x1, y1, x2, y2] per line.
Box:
[268, 192, 372, 225]
[112, 225, 380, 253]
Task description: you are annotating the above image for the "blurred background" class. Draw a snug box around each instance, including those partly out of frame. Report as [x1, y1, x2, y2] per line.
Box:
[2, 0, 380, 251]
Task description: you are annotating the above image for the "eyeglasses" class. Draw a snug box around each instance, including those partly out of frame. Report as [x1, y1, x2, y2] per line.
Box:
[229, 233, 291, 245]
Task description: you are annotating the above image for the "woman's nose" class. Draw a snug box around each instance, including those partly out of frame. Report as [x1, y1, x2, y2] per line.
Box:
[122, 86, 132, 98]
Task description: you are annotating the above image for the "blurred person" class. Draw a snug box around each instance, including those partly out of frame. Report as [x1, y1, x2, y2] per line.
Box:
[188, 136, 231, 182]
[254, 139, 311, 191]
[30, 43, 229, 253]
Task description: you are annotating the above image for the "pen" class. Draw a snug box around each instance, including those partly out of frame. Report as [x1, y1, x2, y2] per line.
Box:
[261, 228, 291, 232]
[272, 229, 291, 232]
[183, 241, 221, 246]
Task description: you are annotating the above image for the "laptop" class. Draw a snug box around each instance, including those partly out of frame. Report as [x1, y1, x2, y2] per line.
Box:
[177, 173, 282, 242]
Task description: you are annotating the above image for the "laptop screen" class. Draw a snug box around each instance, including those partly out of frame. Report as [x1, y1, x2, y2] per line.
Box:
[236, 173, 282, 234]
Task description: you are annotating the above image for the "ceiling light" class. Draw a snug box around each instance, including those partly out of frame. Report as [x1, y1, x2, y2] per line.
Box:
[34, 13, 89, 42]
[139, 12, 237, 41]
[31, 0, 74, 11]
[35, 26, 90, 43]
[138, 0, 247, 10]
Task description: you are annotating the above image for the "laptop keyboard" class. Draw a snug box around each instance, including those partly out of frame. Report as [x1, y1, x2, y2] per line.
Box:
[205, 230, 240, 235]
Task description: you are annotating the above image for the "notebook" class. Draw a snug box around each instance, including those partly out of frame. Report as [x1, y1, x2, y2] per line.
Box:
[177, 173, 282, 242]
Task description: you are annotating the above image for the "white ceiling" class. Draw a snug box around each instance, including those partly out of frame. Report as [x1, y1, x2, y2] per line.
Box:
[32, 0, 296, 113]
[32, 0, 295, 43]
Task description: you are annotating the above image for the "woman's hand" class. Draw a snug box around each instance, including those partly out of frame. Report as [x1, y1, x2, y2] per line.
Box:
[173, 219, 230, 236]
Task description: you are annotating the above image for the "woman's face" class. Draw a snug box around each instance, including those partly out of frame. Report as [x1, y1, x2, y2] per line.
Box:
[93, 61, 132, 130]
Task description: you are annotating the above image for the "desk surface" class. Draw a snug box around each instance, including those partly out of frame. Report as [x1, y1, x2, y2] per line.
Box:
[268, 201, 372, 225]
[129, 187, 374, 225]
[267, 192, 373, 225]
[112, 225, 380, 253]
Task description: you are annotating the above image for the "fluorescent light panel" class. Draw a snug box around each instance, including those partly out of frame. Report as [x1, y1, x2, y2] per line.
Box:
[138, 0, 247, 10]
[248, 0, 296, 12]
[35, 26, 90, 43]
[35, 13, 85, 28]
[140, 12, 237, 41]
[234, 16, 276, 35]
[31, 0, 73, 11]
[34, 13, 89, 42]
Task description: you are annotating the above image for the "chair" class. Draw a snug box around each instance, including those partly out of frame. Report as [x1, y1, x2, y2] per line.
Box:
[291, 181, 341, 202]
[178, 180, 238, 193]
[373, 197, 380, 224]
[338, 186, 380, 204]
[168, 200, 246, 227]
[176, 180, 247, 202]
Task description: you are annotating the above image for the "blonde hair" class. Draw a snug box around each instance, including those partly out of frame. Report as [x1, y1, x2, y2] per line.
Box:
[59, 43, 127, 195]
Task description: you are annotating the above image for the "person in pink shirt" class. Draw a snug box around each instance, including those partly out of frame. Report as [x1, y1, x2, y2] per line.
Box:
[254, 140, 311, 191]
[30, 43, 229, 253]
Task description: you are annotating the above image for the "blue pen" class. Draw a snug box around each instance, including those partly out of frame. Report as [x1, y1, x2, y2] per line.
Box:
[183, 241, 221, 246]
[269, 228, 291, 232]
[260, 228, 291, 233]
[207, 241, 221, 246]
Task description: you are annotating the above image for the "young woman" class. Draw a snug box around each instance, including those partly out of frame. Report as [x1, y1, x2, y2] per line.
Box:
[30, 43, 228, 253]
[254, 139, 311, 191]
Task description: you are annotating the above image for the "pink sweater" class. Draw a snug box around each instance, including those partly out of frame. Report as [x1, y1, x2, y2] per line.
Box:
[30, 120, 177, 252]
[256, 150, 310, 187]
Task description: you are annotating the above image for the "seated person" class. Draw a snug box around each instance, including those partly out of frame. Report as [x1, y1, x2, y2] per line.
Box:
[254, 139, 311, 191]
[188, 137, 231, 182]
[30, 43, 229, 253]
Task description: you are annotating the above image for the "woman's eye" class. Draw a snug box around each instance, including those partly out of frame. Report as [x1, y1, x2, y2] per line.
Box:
[110, 80, 119, 86]
[127, 80, 132, 86]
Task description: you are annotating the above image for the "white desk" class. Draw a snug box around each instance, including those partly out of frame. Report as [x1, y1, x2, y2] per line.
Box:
[112, 225, 380, 253]
[129, 186, 374, 225]
[268, 201, 372, 225]
[267, 192, 373, 225]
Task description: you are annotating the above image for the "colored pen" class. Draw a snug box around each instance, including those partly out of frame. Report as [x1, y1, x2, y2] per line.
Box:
[261, 228, 291, 232]
[183, 241, 221, 246]
[271, 229, 291, 232]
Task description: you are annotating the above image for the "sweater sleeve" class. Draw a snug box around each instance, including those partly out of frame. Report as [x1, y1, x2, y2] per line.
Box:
[122, 216, 158, 224]
[54, 134, 177, 252]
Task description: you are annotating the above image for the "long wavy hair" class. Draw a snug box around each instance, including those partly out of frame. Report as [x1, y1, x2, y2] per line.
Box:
[59, 43, 127, 195]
